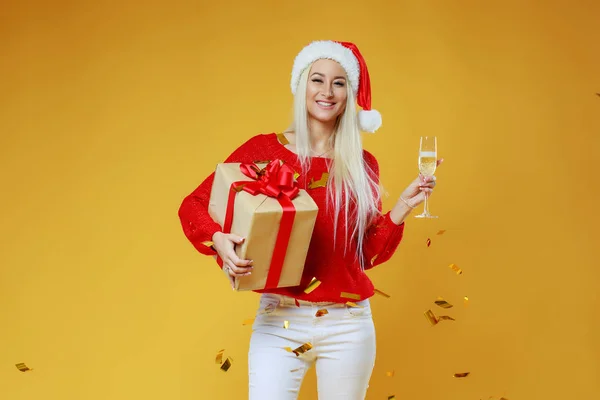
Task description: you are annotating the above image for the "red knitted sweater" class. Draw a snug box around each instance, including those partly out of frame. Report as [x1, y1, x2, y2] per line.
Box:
[178, 133, 405, 303]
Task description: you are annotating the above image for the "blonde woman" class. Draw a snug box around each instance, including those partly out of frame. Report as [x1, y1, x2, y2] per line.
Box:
[178, 40, 441, 400]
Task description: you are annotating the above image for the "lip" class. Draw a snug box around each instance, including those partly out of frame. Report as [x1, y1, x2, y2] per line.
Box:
[316, 100, 336, 109]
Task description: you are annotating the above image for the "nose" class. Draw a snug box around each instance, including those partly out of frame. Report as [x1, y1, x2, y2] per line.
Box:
[323, 86, 334, 98]
[322, 83, 334, 98]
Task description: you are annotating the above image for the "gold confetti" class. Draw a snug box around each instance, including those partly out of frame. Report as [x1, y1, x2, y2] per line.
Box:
[242, 318, 254, 326]
[426, 238, 431, 247]
[453, 372, 470, 378]
[284, 346, 293, 353]
[293, 172, 300, 180]
[253, 160, 272, 164]
[276, 133, 290, 145]
[345, 301, 362, 308]
[201, 241, 214, 248]
[220, 357, 232, 372]
[386, 370, 395, 377]
[215, 349, 225, 364]
[388, 396, 396, 400]
[341, 292, 361, 300]
[464, 296, 469, 306]
[374, 288, 391, 298]
[15, 363, 32, 372]
[437, 315, 456, 322]
[434, 296, 453, 309]
[315, 309, 328, 317]
[283, 320, 290, 329]
[291, 342, 313, 356]
[437, 229, 446, 235]
[449, 263, 463, 275]
[308, 172, 329, 189]
[370, 254, 379, 265]
[304, 277, 321, 294]
[424, 309, 438, 326]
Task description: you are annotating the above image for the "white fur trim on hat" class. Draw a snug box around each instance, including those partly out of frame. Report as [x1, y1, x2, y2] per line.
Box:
[291, 41, 360, 95]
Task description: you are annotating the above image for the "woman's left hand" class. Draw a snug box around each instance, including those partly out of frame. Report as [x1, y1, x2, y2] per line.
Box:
[400, 158, 443, 208]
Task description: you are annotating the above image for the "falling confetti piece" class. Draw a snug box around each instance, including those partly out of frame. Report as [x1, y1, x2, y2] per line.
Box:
[291, 342, 313, 356]
[304, 277, 321, 294]
[201, 241, 214, 248]
[449, 263, 463, 275]
[464, 296, 469, 306]
[424, 309, 438, 326]
[293, 172, 300, 180]
[15, 363, 32, 372]
[283, 320, 290, 329]
[386, 370, 395, 377]
[453, 372, 470, 378]
[220, 357, 232, 372]
[370, 254, 379, 265]
[437, 229, 446, 235]
[242, 318, 255, 326]
[308, 172, 329, 189]
[426, 238, 431, 247]
[388, 396, 396, 400]
[295, 299, 300, 307]
[315, 309, 329, 317]
[374, 288, 391, 298]
[435, 296, 454, 309]
[341, 292, 361, 300]
[437, 315, 456, 322]
[290, 367, 302, 373]
[284, 346, 293, 353]
[346, 301, 362, 308]
[215, 349, 225, 364]
[596, 93, 600, 97]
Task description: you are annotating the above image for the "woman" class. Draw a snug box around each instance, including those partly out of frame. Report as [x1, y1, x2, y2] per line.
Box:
[178, 40, 441, 400]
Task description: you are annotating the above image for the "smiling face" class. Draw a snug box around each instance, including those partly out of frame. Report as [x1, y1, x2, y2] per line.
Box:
[305, 59, 348, 127]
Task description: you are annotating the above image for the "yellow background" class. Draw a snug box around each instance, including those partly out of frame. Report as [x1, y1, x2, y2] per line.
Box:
[1, 1, 598, 399]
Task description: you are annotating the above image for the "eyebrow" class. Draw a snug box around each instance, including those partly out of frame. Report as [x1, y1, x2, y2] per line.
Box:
[310, 72, 347, 80]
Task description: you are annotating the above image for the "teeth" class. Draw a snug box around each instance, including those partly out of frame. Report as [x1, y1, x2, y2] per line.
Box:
[317, 101, 333, 106]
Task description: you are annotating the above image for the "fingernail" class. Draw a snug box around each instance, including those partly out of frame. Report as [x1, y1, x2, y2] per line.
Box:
[245, 272, 251, 276]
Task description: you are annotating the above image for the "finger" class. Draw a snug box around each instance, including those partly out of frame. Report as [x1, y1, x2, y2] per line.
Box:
[227, 234, 246, 245]
[226, 260, 253, 276]
[229, 253, 254, 267]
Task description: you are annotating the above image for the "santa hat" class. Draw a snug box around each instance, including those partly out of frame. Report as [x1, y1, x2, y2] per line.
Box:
[291, 40, 382, 133]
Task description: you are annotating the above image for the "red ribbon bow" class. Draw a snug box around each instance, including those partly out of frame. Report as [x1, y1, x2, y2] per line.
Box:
[238, 160, 300, 199]
[219, 160, 298, 289]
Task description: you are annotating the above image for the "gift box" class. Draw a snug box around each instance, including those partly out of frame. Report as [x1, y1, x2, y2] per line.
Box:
[208, 160, 318, 291]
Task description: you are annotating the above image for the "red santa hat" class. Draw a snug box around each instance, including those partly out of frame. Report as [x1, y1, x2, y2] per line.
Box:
[291, 40, 382, 133]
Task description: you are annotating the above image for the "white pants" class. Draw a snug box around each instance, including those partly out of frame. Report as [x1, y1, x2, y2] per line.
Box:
[248, 293, 376, 400]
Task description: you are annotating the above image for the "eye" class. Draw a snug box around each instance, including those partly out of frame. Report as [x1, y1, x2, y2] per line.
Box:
[334, 81, 345, 87]
[311, 78, 323, 83]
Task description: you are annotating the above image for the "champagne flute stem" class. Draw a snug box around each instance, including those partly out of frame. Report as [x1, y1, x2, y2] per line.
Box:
[423, 190, 429, 216]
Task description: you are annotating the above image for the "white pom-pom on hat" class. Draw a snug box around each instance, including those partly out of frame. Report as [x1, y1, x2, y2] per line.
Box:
[358, 109, 382, 133]
[291, 40, 382, 133]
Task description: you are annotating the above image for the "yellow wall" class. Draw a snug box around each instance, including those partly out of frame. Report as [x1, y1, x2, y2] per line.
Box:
[1, 1, 599, 399]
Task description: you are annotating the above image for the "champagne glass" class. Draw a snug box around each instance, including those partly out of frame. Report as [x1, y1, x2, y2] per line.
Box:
[415, 136, 438, 218]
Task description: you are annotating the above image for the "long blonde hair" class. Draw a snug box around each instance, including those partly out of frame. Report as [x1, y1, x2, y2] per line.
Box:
[286, 66, 382, 269]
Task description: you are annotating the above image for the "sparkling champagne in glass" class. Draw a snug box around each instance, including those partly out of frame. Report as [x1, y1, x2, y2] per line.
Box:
[415, 136, 438, 218]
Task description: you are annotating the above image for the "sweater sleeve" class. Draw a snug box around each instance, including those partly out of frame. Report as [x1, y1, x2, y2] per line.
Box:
[362, 151, 405, 270]
[177, 134, 267, 256]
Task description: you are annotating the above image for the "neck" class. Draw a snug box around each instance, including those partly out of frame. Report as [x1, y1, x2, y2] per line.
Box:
[307, 118, 335, 154]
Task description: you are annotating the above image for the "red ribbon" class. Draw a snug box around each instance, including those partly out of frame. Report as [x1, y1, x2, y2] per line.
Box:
[218, 160, 299, 289]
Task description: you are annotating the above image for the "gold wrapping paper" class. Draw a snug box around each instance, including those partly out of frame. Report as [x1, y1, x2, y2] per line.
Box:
[208, 163, 319, 291]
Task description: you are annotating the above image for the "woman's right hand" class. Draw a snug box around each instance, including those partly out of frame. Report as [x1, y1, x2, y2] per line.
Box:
[212, 232, 253, 283]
